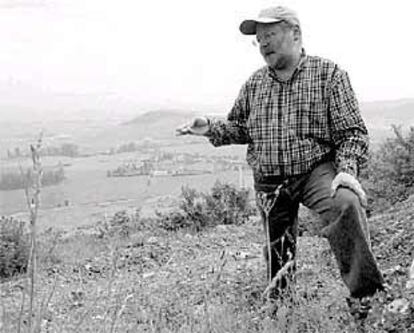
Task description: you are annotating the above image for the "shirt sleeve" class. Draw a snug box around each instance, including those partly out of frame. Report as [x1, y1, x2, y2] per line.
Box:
[206, 81, 252, 147]
[329, 69, 369, 177]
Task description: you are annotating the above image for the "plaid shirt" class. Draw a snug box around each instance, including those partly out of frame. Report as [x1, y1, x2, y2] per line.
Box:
[207, 53, 368, 178]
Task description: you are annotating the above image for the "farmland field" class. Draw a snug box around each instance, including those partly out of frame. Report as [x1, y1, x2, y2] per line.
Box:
[0, 148, 253, 230]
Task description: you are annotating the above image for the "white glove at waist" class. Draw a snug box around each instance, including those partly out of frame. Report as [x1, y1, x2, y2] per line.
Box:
[331, 172, 367, 207]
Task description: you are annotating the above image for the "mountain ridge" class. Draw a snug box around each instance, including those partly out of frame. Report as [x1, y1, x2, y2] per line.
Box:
[111, 99, 414, 144]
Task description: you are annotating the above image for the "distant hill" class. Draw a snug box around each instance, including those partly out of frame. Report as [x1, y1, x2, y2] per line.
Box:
[361, 99, 414, 124]
[87, 99, 414, 150]
[123, 109, 200, 128]
[120, 109, 205, 140]
[87, 109, 206, 150]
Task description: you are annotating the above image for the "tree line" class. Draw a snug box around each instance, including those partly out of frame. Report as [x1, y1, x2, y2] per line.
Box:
[0, 164, 65, 191]
[6, 143, 79, 159]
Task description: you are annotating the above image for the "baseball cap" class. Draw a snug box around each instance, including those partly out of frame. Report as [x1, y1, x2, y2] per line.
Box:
[239, 6, 300, 35]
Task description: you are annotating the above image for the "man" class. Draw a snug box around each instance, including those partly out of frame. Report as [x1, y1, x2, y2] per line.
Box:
[176, 5, 384, 315]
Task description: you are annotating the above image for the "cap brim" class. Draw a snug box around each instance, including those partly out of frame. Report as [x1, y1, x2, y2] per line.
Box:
[239, 18, 283, 35]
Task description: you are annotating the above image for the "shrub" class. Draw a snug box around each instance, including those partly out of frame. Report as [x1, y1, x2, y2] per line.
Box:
[0, 216, 30, 280]
[95, 209, 142, 238]
[203, 182, 254, 225]
[155, 210, 190, 231]
[361, 125, 414, 214]
[156, 181, 255, 231]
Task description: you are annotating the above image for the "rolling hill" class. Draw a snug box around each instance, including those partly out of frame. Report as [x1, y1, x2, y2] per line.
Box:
[90, 99, 414, 148]
[87, 109, 206, 150]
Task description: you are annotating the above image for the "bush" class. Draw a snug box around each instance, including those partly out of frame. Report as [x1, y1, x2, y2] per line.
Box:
[361, 125, 414, 214]
[156, 181, 255, 231]
[155, 210, 190, 231]
[203, 182, 254, 225]
[95, 209, 142, 238]
[0, 216, 30, 280]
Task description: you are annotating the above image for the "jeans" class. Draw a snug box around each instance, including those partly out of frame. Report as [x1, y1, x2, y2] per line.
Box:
[254, 161, 384, 298]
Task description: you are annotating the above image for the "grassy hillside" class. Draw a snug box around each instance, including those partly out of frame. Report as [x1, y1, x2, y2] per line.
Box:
[1, 191, 413, 332]
[1, 98, 413, 331]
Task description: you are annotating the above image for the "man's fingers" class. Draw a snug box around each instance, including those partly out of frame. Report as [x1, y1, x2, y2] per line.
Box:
[176, 117, 210, 137]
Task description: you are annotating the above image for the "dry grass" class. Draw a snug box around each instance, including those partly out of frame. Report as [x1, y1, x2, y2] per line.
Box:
[1, 218, 363, 333]
[1, 200, 413, 332]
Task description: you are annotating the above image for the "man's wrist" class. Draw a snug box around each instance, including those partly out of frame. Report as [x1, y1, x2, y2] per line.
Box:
[338, 161, 358, 178]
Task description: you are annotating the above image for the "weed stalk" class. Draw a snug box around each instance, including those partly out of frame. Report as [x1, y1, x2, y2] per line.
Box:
[20, 134, 43, 333]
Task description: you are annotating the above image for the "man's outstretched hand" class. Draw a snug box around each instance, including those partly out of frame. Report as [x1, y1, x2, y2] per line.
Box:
[175, 116, 210, 136]
[331, 172, 367, 207]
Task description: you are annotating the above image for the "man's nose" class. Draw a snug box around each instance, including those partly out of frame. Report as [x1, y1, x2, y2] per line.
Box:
[260, 43, 270, 53]
[252, 39, 269, 48]
[259, 38, 270, 48]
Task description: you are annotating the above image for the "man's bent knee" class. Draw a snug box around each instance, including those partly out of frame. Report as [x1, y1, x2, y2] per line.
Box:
[333, 187, 361, 211]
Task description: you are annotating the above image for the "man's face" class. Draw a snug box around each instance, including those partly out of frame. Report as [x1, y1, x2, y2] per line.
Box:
[256, 22, 297, 70]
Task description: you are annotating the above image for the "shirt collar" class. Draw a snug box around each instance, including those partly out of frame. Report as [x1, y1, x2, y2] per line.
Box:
[268, 48, 308, 82]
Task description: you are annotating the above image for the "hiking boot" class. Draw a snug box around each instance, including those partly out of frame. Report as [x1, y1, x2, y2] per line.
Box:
[346, 296, 372, 320]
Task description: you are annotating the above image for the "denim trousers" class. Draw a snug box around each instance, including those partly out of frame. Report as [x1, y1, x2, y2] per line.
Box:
[254, 161, 384, 298]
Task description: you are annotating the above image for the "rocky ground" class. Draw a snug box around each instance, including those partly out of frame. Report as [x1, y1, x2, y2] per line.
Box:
[1, 196, 413, 332]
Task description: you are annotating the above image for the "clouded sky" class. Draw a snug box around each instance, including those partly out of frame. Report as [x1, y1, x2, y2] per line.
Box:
[1, 0, 413, 116]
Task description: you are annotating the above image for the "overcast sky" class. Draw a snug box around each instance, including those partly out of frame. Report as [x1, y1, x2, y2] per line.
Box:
[1, 0, 413, 117]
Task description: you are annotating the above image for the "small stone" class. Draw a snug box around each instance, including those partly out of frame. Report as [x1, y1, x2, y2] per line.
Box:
[147, 236, 158, 244]
[387, 298, 410, 315]
[216, 225, 228, 232]
[384, 265, 404, 276]
[232, 250, 254, 260]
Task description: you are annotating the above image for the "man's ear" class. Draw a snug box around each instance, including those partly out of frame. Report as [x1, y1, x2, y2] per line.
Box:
[292, 25, 301, 42]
